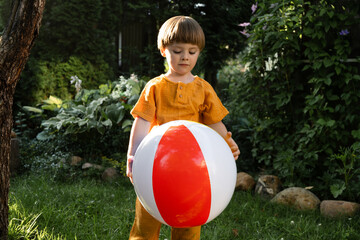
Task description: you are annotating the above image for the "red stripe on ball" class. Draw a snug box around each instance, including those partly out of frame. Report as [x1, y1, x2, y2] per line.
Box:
[152, 124, 211, 227]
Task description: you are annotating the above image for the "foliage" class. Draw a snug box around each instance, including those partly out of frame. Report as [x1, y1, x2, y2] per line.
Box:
[190, 0, 253, 86]
[327, 143, 360, 200]
[17, 133, 127, 182]
[15, 0, 122, 107]
[13, 95, 69, 140]
[23, 95, 67, 118]
[228, 0, 360, 199]
[38, 74, 144, 138]
[30, 0, 121, 66]
[16, 56, 113, 106]
[15, 74, 144, 181]
[32, 74, 144, 160]
[122, 0, 253, 86]
[13, 0, 253, 109]
[218, 57, 256, 173]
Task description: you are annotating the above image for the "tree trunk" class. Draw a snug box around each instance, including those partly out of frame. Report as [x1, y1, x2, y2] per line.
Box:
[0, 1, 45, 239]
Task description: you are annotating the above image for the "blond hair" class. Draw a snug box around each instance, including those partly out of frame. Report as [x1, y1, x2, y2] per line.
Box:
[157, 16, 205, 51]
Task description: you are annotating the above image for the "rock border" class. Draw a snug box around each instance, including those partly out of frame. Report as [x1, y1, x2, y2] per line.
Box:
[236, 172, 360, 218]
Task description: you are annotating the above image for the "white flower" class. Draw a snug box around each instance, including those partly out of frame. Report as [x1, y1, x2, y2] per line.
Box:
[130, 73, 139, 82]
[70, 75, 82, 92]
[290, 220, 294, 224]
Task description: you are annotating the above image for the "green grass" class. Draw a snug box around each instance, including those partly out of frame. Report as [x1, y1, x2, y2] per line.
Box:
[9, 173, 360, 240]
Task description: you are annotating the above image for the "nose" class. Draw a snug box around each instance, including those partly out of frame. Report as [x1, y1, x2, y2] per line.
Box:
[181, 52, 189, 60]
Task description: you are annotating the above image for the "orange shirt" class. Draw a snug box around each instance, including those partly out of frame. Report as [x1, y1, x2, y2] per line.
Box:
[131, 75, 229, 130]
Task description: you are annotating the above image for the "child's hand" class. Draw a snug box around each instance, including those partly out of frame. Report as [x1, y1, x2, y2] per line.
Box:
[127, 156, 134, 183]
[224, 132, 240, 160]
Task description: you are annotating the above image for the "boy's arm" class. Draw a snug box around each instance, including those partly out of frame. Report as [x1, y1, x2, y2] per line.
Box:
[208, 121, 240, 160]
[127, 117, 151, 182]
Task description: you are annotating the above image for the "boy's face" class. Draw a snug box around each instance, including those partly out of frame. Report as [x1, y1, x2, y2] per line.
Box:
[161, 42, 200, 77]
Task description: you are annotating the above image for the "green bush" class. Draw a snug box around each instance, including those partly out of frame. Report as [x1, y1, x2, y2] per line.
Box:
[16, 56, 113, 106]
[218, 57, 256, 173]
[15, 0, 122, 107]
[17, 74, 145, 181]
[227, 0, 360, 200]
[14, 95, 67, 139]
[37, 74, 145, 156]
[15, 75, 141, 179]
[18, 131, 128, 182]
[326, 143, 360, 200]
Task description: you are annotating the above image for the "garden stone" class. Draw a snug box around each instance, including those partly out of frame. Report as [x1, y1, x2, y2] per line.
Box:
[235, 172, 255, 191]
[102, 167, 119, 182]
[82, 162, 103, 170]
[320, 200, 360, 218]
[70, 156, 83, 166]
[255, 175, 282, 199]
[271, 187, 320, 210]
[82, 163, 93, 169]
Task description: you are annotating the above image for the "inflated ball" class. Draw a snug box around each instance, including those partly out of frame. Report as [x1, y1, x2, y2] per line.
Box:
[132, 120, 237, 228]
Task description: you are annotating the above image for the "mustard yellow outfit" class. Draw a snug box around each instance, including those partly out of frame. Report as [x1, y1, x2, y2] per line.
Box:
[129, 75, 228, 240]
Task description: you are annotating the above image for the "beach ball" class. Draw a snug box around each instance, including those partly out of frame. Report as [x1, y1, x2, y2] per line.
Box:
[132, 120, 237, 228]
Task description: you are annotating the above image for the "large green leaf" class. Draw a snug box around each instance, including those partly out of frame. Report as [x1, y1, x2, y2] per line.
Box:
[330, 182, 346, 198]
[23, 106, 43, 114]
[105, 103, 125, 124]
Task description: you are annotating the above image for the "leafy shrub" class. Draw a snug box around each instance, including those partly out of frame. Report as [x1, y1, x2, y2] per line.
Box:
[228, 0, 360, 199]
[18, 135, 105, 182]
[326, 143, 360, 201]
[16, 56, 113, 106]
[218, 57, 256, 173]
[17, 74, 144, 181]
[14, 96, 67, 139]
[37, 74, 145, 156]
[18, 134, 72, 174]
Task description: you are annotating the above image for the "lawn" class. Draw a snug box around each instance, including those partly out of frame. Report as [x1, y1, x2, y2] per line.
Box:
[9, 173, 360, 240]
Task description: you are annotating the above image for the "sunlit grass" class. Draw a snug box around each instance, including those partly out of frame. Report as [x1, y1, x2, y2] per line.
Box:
[9, 173, 360, 239]
[9, 174, 136, 239]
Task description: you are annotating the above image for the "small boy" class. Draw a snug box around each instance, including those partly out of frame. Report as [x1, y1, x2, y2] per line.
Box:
[127, 15, 240, 240]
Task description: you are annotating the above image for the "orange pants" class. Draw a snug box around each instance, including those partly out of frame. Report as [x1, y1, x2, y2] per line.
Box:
[129, 198, 201, 240]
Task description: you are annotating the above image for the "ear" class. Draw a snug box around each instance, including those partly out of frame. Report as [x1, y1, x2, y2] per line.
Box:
[160, 48, 166, 57]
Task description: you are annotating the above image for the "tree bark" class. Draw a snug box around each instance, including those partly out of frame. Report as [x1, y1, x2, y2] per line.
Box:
[0, 0, 45, 239]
